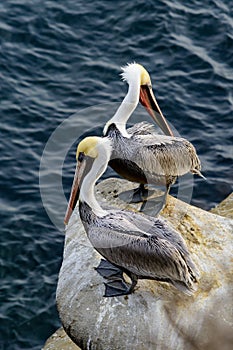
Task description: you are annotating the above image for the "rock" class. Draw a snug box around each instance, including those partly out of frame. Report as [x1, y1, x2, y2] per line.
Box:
[42, 327, 81, 350]
[56, 179, 233, 350]
[210, 192, 233, 219]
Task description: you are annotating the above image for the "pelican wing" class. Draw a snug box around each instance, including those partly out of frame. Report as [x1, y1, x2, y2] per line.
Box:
[99, 209, 185, 247]
[133, 133, 186, 146]
[86, 210, 199, 281]
[88, 220, 196, 291]
[122, 211, 187, 250]
[98, 210, 148, 237]
[123, 211, 199, 277]
[127, 121, 157, 136]
[127, 133, 201, 176]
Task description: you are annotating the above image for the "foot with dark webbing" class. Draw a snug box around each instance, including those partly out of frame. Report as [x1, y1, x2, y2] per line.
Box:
[95, 258, 124, 279]
[119, 184, 152, 204]
[140, 184, 171, 216]
[95, 259, 138, 297]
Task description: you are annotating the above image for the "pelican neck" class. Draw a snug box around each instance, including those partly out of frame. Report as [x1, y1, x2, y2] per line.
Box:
[103, 73, 141, 138]
[79, 147, 110, 217]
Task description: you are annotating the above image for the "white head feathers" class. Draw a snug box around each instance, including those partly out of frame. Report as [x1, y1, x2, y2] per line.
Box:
[120, 62, 141, 83]
[120, 62, 151, 86]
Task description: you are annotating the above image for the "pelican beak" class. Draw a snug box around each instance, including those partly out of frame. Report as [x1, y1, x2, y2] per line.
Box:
[64, 160, 85, 225]
[139, 84, 173, 136]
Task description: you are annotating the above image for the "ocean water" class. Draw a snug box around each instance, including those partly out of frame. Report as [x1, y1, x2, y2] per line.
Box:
[0, 0, 232, 349]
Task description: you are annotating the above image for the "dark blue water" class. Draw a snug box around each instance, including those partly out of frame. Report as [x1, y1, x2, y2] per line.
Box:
[1, 0, 232, 348]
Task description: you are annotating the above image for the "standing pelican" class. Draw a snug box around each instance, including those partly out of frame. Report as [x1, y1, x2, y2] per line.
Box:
[103, 63, 203, 209]
[64, 136, 199, 297]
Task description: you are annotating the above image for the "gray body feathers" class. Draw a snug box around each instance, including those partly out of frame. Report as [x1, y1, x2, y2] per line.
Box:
[107, 122, 202, 186]
[80, 201, 199, 295]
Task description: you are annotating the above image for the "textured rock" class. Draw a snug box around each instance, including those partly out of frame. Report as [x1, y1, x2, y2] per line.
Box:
[56, 179, 233, 350]
[210, 192, 233, 219]
[42, 327, 80, 350]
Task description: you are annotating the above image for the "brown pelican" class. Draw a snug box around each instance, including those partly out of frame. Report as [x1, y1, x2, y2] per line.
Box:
[64, 136, 199, 297]
[103, 63, 203, 211]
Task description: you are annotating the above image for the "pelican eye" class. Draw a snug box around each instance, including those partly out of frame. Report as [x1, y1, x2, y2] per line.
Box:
[141, 83, 152, 90]
[78, 152, 85, 162]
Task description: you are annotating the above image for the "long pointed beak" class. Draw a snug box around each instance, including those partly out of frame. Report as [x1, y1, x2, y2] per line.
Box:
[139, 85, 174, 136]
[64, 161, 82, 225]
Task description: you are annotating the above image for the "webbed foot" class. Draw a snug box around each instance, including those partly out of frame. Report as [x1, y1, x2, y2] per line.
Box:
[95, 259, 138, 297]
[95, 259, 123, 279]
[104, 278, 133, 297]
[140, 191, 168, 216]
[119, 184, 151, 203]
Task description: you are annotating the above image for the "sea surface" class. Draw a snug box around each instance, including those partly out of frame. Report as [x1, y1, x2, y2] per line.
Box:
[0, 0, 232, 349]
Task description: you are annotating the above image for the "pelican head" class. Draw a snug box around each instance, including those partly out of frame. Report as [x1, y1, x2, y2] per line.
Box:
[75, 136, 112, 163]
[76, 136, 100, 159]
[121, 63, 173, 136]
[64, 137, 112, 224]
[121, 63, 151, 85]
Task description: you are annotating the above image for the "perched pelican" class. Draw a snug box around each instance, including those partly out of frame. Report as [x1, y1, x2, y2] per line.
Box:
[64, 136, 199, 297]
[103, 63, 203, 210]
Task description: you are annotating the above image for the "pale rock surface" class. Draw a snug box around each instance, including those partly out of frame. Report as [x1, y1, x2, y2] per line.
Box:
[42, 327, 81, 350]
[54, 179, 233, 350]
[210, 192, 233, 219]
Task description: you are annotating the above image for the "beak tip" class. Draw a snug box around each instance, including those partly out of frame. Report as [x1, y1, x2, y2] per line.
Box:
[64, 160, 81, 227]
[140, 85, 174, 137]
[64, 207, 72, 226]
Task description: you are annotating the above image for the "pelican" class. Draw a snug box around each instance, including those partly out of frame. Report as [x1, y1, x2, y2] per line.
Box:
[64, 136, 199, 297]
[103, 63, 203, 210]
